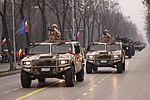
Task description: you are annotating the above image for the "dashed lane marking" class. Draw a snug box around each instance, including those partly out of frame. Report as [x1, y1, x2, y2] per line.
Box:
[83, 93, 88, 96]
[89, 88, 93, 91]
[15, 81, 61, 100]
[98, 81, 102, 84]
[3, 91, 10, 94]
[102, 78, 105, 81]
[12, 88, 19, 91]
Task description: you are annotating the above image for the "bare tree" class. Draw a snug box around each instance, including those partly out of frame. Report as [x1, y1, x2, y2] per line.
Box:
[0, 0, 14, 70]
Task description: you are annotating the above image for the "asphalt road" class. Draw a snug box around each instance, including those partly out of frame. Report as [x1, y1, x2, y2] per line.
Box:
[0, 46, 150, 100]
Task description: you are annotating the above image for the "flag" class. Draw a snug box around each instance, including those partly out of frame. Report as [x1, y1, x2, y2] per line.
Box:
[74, 27, 80, 41]
[25, 20, 28, 33]
[68, 44, 75, 55]
[2, 38, 6, 45]
[18, 18, 28, 35]
[19, 48, 23, 58]
[77, 31, 80, 38]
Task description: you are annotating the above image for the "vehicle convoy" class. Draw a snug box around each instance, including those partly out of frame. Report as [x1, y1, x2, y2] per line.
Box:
[116, 37, 135, 58]
[86, 42, 125, 74]
[19, 40, 85, 88]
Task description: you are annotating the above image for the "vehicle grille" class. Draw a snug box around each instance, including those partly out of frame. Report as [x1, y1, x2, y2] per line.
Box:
[35, 60, 56, 66]
[96, 55, 111, 59]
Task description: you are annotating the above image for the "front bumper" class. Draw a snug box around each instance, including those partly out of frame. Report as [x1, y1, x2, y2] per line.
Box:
[21, 64, 71, 75]
[87, 58, 121, 67]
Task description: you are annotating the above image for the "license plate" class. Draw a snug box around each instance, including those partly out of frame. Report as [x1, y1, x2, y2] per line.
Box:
[41, 68, 50, 71]
[101, 60, 107, 63]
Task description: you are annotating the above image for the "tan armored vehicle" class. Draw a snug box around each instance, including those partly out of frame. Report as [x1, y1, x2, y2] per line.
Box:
[20, 41, 85, 88]
[86, 42, 125, 74]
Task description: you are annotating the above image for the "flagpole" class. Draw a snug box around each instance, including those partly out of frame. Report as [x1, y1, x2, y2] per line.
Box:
[72, 0, 75, 40]
[12, 0, 16, 69]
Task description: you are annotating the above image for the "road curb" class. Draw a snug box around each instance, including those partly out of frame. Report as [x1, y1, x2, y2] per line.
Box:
[0, 69, 21, 77]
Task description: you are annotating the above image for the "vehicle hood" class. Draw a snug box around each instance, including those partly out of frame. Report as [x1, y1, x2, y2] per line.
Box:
[87, 50, 108, 55]
[21, 53, 74, 61]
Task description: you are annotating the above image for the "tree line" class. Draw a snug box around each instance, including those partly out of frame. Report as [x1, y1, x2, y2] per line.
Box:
[0, 0, 141, 70]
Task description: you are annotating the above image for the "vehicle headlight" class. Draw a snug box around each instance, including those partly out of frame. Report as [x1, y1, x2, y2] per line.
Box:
[60, 60, 68, 65]
[126, 47, 129, 49]
[113, 55, 120, 58]
[87, 55, 94, 59]
[23, 61, 31, 65]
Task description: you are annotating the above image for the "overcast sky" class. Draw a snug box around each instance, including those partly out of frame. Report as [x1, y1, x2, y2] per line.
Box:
[117, 0, 147, 41]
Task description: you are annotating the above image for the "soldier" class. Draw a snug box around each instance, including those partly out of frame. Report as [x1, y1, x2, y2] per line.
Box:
[102, 29, 112, 43]
[48, 24, 61, 41]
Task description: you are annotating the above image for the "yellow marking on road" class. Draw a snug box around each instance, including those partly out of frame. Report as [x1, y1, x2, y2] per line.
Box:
[15, 81, 60, 100]
[89, 88, 93, 91]
[12, 88, 19, 91]
[83, 93, 87, 96]
[94, 85, 97, 87]
[3, 91, 10, 94]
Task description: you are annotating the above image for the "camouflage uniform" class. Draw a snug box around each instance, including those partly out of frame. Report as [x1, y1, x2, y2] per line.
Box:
[102, 30, 111, 43]
[48, 24, 61, 41]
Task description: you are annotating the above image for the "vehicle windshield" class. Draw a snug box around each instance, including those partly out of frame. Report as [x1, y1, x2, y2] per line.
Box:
[29, 45, 50, 54]
[89, 44, 105, 51]
[106, 44, 121, 51]
[51, 44, 71, 54]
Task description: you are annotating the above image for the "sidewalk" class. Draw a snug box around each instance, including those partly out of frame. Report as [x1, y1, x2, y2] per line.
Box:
[0, 63, 21, 77]
[0, 63, 21, 71]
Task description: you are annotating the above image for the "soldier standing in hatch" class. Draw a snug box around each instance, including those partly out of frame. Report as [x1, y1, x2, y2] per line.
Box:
[102, 29, 112, 43]
[48, 24, 61, 41]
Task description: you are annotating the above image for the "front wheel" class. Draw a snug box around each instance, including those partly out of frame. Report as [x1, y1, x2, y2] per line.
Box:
[93, 66, 98, 72]
[76, 67, 84, 82]
[86, 62, 92, 74]
[117, 62, 123, 73]
[65, 67, 75, 87]
[123, 62, 125, 71]
[21, 70, 31, 88]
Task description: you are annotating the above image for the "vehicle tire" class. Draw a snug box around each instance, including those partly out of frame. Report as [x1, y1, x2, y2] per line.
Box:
[128, 51, 132, 58]
[123, 62, 125, 71]
[76, 67, 84, 82]
[117, 61, 123, 73]
[38, 77, 46, 83]
[132, 50, 135, 56]
[21, 70, 31, 88]
[65, 67, 75, 87]
[93, 66, 98, 72]
[86, 62, 92, 74]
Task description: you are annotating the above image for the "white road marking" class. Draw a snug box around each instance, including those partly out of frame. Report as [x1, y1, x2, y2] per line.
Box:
[102, 78, 105, 81]
[83, 93, 88, 96]
[12, 88, 19, 91]
[89, 88, 93, 91]
[3, 91, 10, 94]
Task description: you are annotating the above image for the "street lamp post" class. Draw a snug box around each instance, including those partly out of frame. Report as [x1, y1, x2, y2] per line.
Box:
[12, 0, 16, 69]
[72, 0, 75, 40]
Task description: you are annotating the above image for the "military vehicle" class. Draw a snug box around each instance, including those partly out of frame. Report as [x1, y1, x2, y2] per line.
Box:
[20, 40, 85, 88]
[86, 42, 125, 74]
